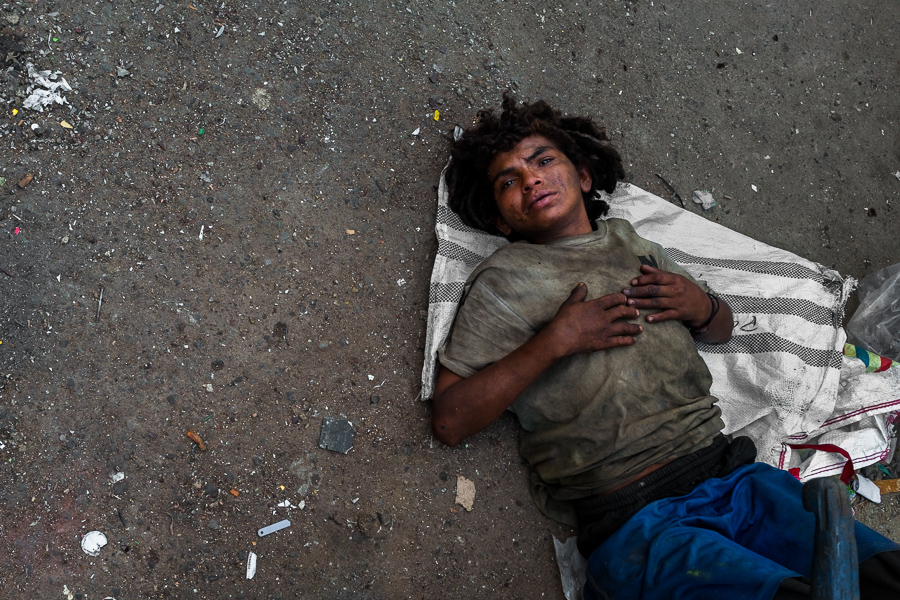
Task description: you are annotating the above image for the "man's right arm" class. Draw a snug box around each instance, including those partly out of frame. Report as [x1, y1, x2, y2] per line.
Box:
[431, 284, 642, 446]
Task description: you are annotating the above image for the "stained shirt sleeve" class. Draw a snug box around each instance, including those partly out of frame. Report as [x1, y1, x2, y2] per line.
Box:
[437, 271, 537, 378]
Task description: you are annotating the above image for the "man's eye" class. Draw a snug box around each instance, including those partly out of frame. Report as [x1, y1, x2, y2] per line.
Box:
[501, 179, 514, 190]
[540, 157, 554, 166]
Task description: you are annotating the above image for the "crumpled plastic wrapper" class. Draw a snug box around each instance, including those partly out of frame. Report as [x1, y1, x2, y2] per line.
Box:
[692, 190, 718, 210]
[23, 62, 72, 111]
[553, 535, 587, 600]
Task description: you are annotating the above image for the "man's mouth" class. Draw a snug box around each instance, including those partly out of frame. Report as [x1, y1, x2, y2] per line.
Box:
[526, 191, 555, 213]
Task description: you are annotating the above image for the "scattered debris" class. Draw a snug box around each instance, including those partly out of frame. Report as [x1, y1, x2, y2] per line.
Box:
[751, 184, 759, 192]
[251, 88, 271, 110]
[854, 473, 882, 504]
[319, 417, 355, 454]
[17, 173, 33, 189]
[110, 472, 125, 484]
[23, 62, 72, 111]
[258, 519, 290, 537]
[893, 171, 900, 182]
[411, 127, 420, 136]
[874, 479, 900, 494]
[397, 278, 407, 287]
[60, 120, 73, 129]
[246, 551, 257, 579]
[553, 535, 588, 600]
[186, 430, 207, 451]
[116, 66, 130, 78]
[80, 531, 108, 556]
[456, 475, 475, 511]
[655, 173, 685, 207]
[230, 488, 240, 497]
[216, 25, 225, 38]
[433, 110, 440, 121]
[95, 285, 104, 322]
[692, 190, 718, 210]
[272, 321, 288, 344]
[63, 585, 75, 600]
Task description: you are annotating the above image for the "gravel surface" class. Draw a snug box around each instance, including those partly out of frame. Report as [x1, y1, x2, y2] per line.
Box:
[1, 1, 898, 598]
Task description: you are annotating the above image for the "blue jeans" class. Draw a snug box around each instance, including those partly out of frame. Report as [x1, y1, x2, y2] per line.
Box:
[584, 463, 900, 600]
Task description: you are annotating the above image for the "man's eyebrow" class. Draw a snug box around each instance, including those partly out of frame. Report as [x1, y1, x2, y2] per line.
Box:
[489, 146, 554, 185]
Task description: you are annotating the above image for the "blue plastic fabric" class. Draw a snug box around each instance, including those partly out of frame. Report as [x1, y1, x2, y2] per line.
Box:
[584, 463, 900, 600]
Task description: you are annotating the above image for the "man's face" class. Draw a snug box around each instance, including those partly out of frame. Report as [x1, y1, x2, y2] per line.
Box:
[488, 135, 593, 244]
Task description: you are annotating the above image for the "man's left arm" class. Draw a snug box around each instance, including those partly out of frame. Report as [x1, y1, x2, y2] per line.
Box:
[623, 264, 733, 344]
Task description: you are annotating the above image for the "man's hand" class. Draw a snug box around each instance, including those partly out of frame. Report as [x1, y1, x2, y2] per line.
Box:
[623, 264, 733, 343]
[543, 283, 643, 359]
[432, 283, 642, 447]
[623, 265, 710, 327]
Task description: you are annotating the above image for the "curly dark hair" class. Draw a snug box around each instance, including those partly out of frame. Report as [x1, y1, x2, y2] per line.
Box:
[446, 94, 625, 238]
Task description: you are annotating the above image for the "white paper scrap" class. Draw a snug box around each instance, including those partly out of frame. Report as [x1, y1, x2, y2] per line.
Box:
[246, 551, 257, 579]
[855, 474, 882, 504]
[23, 62, 72, 112]
[81, 531, 108, 556]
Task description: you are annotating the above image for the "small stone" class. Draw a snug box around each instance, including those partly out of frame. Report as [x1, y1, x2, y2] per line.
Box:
[208, 519, 219, 530]
[319, 417, 355, 454]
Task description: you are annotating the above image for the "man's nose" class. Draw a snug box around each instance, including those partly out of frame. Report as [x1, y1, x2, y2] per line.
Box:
[522, 169, 542, 190]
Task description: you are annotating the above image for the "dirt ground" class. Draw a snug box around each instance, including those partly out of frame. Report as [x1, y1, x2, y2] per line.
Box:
[1, 0, 898, 598]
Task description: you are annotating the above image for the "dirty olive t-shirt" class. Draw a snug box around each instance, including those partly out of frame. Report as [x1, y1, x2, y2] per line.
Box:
[438, 219, 725, 526]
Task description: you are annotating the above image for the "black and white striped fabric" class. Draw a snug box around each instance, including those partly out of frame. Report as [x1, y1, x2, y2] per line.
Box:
[422, 180, 900, 478]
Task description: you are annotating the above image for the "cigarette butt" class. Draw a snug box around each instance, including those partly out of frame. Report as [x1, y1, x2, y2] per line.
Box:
[18, 173, 33, 189]
[874, 479, 900, 494]
[186, 429, 207, 451]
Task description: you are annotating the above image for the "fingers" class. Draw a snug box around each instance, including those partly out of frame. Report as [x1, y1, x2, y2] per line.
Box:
[562, 282, 589, 306]
[608, 321, 644, 337]
[629, 265, 687, 290]
[594, 292, 629, 309]
[605, 335, 640, 348]
[644, 309, 680, 324]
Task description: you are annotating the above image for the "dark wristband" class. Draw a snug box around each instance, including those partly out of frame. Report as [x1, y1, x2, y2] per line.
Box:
[689, 293, 720, 338]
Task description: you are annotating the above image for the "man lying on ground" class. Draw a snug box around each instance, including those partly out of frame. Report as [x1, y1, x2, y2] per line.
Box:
[431, 95, 900, 599]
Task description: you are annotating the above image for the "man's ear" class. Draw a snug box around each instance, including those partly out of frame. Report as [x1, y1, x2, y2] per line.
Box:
[579, 165, 593, 194]
[494, 214, 513, 236]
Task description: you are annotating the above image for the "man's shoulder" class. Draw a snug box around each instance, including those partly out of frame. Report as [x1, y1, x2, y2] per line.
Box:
[468, 239, 546, 276]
